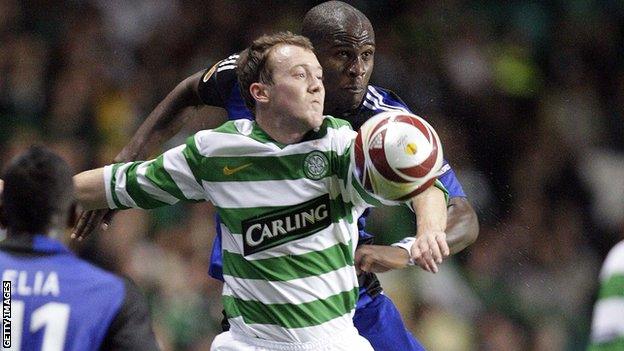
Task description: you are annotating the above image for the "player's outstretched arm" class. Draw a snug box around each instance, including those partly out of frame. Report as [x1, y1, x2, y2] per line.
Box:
[73, 168, 109, 211]
[408, 184, 449, 273]
[355, 184, 449, 274]
[73, 70, 206, 239]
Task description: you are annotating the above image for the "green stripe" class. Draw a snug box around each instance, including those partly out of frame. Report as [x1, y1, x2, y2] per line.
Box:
[110, 164, 130, 210]
[216, 194, 354, 234]
[599, 274, 624, 299]
[223, 242, 354, 280]
[182, 137, 208, 187]
[589, 337, 624, 351]
[124, 162, 170, 209]
[145, 156, 194, 203]
[223, 287, 358, 328]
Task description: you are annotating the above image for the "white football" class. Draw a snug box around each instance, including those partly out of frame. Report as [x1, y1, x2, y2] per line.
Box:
[352, 111, 444, 202]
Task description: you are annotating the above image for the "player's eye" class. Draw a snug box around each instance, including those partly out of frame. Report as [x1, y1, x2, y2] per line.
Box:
[361, 51, 373, 60]
[295, 72, 306, 79]
[337, 50, 350, 58]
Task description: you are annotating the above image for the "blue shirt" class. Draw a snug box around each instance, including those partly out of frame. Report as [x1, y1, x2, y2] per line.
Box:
[0, 235, 125, 351]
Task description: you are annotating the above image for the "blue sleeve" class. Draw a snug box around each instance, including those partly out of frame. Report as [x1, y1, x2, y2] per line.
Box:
[438, 162, 466, 198]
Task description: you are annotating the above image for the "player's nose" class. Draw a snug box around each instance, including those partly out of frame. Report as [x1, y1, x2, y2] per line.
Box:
[348, 58, 366, 78]
[308, 75, 323, 93]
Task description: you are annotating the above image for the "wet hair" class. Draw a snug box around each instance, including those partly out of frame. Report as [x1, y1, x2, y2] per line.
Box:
[237, 31, 314, 111]
[0, 146, 74, 234]
[301, 1, 374, 46]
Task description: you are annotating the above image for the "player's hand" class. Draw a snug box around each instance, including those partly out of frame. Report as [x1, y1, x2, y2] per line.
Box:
[71, 209, 117, 240]
[355, 245, 411, 273]
[410, 230, 449, 273]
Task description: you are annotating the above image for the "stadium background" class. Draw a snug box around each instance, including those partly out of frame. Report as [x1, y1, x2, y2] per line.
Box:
[1, 0, 623, 350]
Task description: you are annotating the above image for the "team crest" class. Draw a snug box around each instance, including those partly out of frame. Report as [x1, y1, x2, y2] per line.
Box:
[303, 151, 329, 180]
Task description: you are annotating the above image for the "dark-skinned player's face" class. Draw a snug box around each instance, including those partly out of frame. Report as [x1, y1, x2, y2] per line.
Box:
[315, 22, 375, 115]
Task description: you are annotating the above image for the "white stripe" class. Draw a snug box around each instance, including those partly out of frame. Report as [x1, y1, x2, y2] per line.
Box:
[601, 242, 624, 280]
[591, 298, 624, 343]
[112, 163, 138, 208]
[220, 221, 353, 260]
[227, 314, 356, 343]
[103, 165, 115, 209]
[368, 86, 410, 113]
[219, 59, 237, 66]
[194, 121, 355, 158]
[364, 94, 402, 113]
[217, 64, 237, 72]
[204, 178, 329, 208]
[222, 266, 357, 304]
[362, 100, 376, 111]
[136, 161, 179, 205]
[162, 145, 206, 201]
[364, 94, 404, 113]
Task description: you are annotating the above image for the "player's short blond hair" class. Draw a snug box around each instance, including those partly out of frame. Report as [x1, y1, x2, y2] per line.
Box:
[237, 32, 314, 111]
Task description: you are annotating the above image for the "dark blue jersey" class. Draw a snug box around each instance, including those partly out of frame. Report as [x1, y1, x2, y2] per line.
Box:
[0, 235, 158, 351]
[198, 55, 467, 302]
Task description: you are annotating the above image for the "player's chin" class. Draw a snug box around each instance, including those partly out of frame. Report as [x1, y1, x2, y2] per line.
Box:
[306, 111, 324, 129]
[340, 92, 365, 111]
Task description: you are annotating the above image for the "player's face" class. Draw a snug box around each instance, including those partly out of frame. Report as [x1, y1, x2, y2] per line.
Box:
[315, 25, 375, 116]
[266, 45, 325, 130]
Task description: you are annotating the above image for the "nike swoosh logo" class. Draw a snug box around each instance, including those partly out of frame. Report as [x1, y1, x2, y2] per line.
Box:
[223, 163, 252, 175]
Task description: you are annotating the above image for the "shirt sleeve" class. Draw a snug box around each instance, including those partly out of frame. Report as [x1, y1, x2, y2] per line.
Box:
[99, 278, 160, 351]
[437, 161, 467, 198]
[104, 134, 209, 209]
[197, 54, 240, 107]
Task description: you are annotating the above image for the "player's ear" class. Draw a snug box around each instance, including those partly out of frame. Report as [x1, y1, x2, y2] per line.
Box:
[250, 82, 270, 105]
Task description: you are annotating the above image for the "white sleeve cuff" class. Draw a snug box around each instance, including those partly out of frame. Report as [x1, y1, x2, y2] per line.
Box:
[391, 237, 416, 266]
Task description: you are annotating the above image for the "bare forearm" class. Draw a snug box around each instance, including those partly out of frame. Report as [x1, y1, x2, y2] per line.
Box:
[445, 197, 479, 254]
[74, 168, 109, 211]
[116, 72, 204, 162]
[412, 185, 447, 235]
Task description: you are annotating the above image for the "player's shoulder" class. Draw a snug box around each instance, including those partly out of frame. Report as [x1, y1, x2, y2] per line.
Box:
[363, 85, 412, 113]
[600, 241, 624, 281]
[64, 254, 125, 288]
[214, 53, 240, 75]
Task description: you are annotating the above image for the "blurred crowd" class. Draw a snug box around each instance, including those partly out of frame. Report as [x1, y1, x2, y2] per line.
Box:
[1, 1, 623, 350]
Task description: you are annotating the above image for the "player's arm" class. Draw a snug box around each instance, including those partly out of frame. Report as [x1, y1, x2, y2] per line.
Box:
[408, 183, 449, 272]
[74, 168, 108, 211]
[437, 167, 479, 254]
[75, 133, 209, 212]
[355, 183, 448, 274]
[99, 278, 160, 351]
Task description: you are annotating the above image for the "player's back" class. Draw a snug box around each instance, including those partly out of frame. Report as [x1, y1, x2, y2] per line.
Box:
[0, 235, 125, 351]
